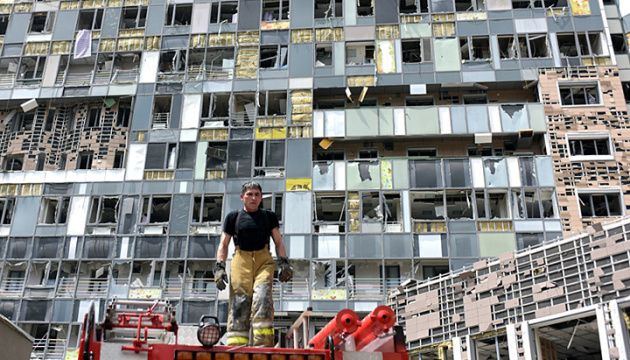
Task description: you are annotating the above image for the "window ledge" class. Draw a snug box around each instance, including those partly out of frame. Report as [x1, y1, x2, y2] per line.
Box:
[570, 155, 615, 162]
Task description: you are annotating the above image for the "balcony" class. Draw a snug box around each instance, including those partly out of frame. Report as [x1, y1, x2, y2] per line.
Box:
[56, 277, 77, 297]
[64, 71, 93, 87]
[0, 277, 25, 296]
[151, 113, 171, 129]
[0, 73, 15, 87]
[312, 103, 546, 139]
[164, 278, 183, 298]
[183, 277, 217, 298]
[75, 277, 108, 297]
[31, 337, 66, 360]
[111, 68, 139, 83]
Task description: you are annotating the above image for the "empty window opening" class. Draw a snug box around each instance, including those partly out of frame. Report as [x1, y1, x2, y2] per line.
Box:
[521, 34, 549, 58]
[30, 12, 55, 33]
[557, 32, 605, 58]
[262, 0, 289, 21]
[262, 193, 283, 221]
[446, 190, 473, 219]
[362, 192, 382, 222]
[422, 264, 449, 280]
[460, 36, 490, 61]
[405, 96, 434, 106]
[260, 45, 288, 69]
[258, 91, 287, 116]
[487, 191, 509, 219]
[611, 33, 626, 54]
[192, 195, 223, 223]
[113, 151, 125, 169]
[159, 50, 186, 74]
[77, 151, 93, 170]
[232, 93, 256, 125]
[579, 192, 622, 217]
[315, 149, 344, 160]
[402, 40, 421, 63]
[316, 44, 333, 67]
[0, 198, 15, 225]
[166, 4, 192, 26]
[399, 0, 429, 14]
[116, 100, 131, 127]
[315, 0, 343, 18]
[206, 142, 228, 171]
[467, 145, 494, 156]
[87, 107, 100, 128]
[454, 0, 474, 12]
[411, 191, 444, 220]
[77, 9, 103, 30]
[18, 57, 47, 81]
[152, 96, 172, 129]
[210, 1, 238, 23]
[462, 94, 488, 104]
[357, 0, 373, 16]
[201, 93, 230, 126]
[145, 143, 177, 170]
[0, 15, 8, 35]
[358, 148, 378, 159]
[120, 6, 147, 29]
[3, 155, 22, 171]
[407, 147, 436, 157]
[384, 193, 401, 224]
[254, 140, 285, 176]
[89, 196, 119, 224]
[346, 42, 375, 65]
[498, 35, 518, 59]
[315, 193, 346, 223]
[559, 83, 600, 106]
[39, 197, 70, 224]
[141, 196, 172, 223]
[205, 48, 235, 80]
[568, 137, 611, 157]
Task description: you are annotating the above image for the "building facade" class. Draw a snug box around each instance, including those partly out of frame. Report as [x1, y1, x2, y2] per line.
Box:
[0, 0, 628, 358]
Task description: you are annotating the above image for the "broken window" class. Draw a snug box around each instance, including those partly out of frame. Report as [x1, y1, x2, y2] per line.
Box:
[206, 142, 228, 171]
[315, 0, 343, 18]
[498, 35, 519, 59]
[165, 3, 192, 26]
[567, 134, 612, 158]
[111, 52, 141, 83]
[116, 100, 132, 127]
[120, 6, 147, 29]
[485, 191, 510, 219]
[399, 0, 429, 13]
[232, 93, 257, 125]
[254, 140, 285, 177]
[3, 155, 23, 171]
[519, 189, 555, 219]
[557, 32, 604, 57]
[411, 191, 444, 220]
[204, 48, 235, 80]
[467, 145, 494, 156]
[201, 93, 230, 126]
[145, 143, 177, 170]
[76, 151, 93, 170]
[210, 1, 238, 23]
[314, 193, 346, 231]
[445, 190, 473, 219]
[357, 0, 373, 16]
[361, 192, 382, 222]
[611, 33, 626, 54]
[258, 91, 287, 116]
[559, 83, 600, 106]
[152, 96, 172, 129]
[33, 238, 61, 258]
[460, 36, 490, 61]
[462, 93, 488, 104]
[88, 197, 119, 224]
[262, 193, 283, 221]
[0, 198, 15, 224]
[140, 196, 172, 223]
[192, 195, 223, 223]
[159, 50, 186, 76]
[260, 45, 288, 69]
[401, 39, 432, 63]
[30, 12, 56, 33]
[444, 159, 471, 187]
[512, 0, 566, 8]
[579, 192, 622, 217]
[315, 148, 344, 160]
[39, 197, 70, 224]
[346, 42, 375, 65]
[315, 44, 333, 67]
[18, 56, 47, 82]
[262, 0, 289, 21]
[519, 34, 549, 58]
[77, 9, 103, 30]
[454, 0, 482, 11]
[0, 15, 8, 35]
[135, 237, 163, 258]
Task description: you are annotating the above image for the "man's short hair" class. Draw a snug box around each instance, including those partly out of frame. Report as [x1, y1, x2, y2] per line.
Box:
[241, 181, 262, 194]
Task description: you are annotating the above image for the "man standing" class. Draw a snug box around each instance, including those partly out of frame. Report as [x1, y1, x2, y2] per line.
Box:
[215, 181, 293, 347]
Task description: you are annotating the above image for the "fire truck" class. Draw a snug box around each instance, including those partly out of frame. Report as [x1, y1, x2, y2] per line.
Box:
[77, 299, 409, 360]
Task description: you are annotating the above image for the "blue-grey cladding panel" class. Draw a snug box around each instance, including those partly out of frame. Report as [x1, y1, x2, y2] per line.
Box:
[237, 0, 261, 31]
[289, 43, 314, 77]
[169, 194, 191, 235]
[52, 11, 79, 41]
[456, 21, 489, 36]
[170, 94, 183, 128]
[5, 13, 30, 43]
[101, 7, 121, 38]
[146, 5, 166, 36]
[286, 139, 312, 178]
[290, 0, 313, 28]
[489, 19, 514, 33]
[131, 95, 153, 130]
[10, 197, 39, 236]
[375, 0, 398, 24]
[573, 16, 604, 31]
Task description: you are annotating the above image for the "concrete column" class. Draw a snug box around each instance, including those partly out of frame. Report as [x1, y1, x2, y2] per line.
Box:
[596, 304, 612, 360]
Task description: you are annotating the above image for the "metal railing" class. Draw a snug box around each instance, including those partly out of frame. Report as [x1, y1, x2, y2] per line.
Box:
[93, 70, 112, 85]
[56, 277, 77, 297]
[350, 278, 384, 299]
[75, 278, 108, 297]
[183, 277, 217, 298]
[164, 278, 184, 298]
[64, 71, 93, 87]
[0, 277, 25, 296]
[111, 68, 139, 83]
[152, 113, 171, 129]
[0, 73, 15, 87]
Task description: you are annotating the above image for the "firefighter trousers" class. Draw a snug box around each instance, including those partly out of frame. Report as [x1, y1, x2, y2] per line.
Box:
[226, 245, 275, 347]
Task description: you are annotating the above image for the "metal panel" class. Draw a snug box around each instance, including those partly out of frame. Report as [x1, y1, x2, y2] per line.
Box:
[434, 38, 461, 72]
[169, 94, 183, 128]
[344, 0, 357, 26]
[131, 95, 153, 130]
[284, 191, 312, 233]
[379, 108, 394, 136]
[169, 194, 190, 235]
[334, 42, 345, 76]
[52, 11, 79, 41]
[374, 0, 397, 24]
[346, 25, 375, 41]
[191, 3, 210, 34]
[139, 51, 160, 83]
[393, 159, 409, 189]
[42, 55, 60, 87]
[9, 197, 39, 236]
[406, 107, 439, 135]
[400, 23, 432, 38]
[465, 105, 489, 133]
[286, 139, 311, 178]
[290, 0, 314, 28]
[346, 108, 378, 137]
[5, 13, 30, 43]
[67, 196, 90, 236]
[289, 43, 313, 77]
[514, 18, 548, 33]
[237, 0, 261, 31]
[181, 94, 201, 129]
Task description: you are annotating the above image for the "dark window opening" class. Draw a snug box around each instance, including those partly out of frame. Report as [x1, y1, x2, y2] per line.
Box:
[579, 193, 622, 217]
[210, 1, 238, 23]
[0, 15, 9, 35]
[258, 91, 287, 116]
[358, 148, 378, 159]
[560, 84, 599, 106]
[15, 113, 36, 132]
[315, 149, 344, 160]
[192, 195, 223, 223]
[569, 138, 611, 157]
[206, 142, 227, 170]
[113, 151, 125, 168]
[316, 44, 333, 66]
[611, 34, 627, 54]
[141, 196, 172, 223]
[44, 109, 55, 131]
[166, 4, 192, 26]
[405, 96, 434, 106]
[4, 155, 23, 171]
[346, 42, 374, 65]
[407, 147, 437, 157]
[315, 194, 346, 222]
[399, 0, 429, 13]
[402, 40, 421, 63]
[316, 99, 345, 109]
[77, 151, 93, 170]
[357, 0, 373, 16]
[77, 9, 103, 30]
[39, 197, 70, 224]
[89, 196, 119, 224]
[262, 0, 289, 21]
[315, 0, 343, 18]
[116, 101, 131, 127]
[30, 12, 55, 33]
[120, 6, 147, 29]
[260, 45, 288, 69]
[87, 107, 100, 127]
[460, 36, 490, 61]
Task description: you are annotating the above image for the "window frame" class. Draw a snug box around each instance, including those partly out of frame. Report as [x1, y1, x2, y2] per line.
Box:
[262, 0, 290, 21]
[165, 3, 192, 26]
[314, 0, 343, 18]
[0, 197, 15, 225]
[315, 43, 333, 67]
[209, 1, 238, 24]
[140, 195, 172, 224]
[3, 155, 24, 171]
[76, 151, 94, 170]
[77, 9, 104, 31]
[565, 133, 614, 161]
[29, 12, 56, 34]
[558, 81, 603, 107]
[88, 196, 120, 225]
[346, 41, 375, 66]
[460, 36, 491, 62]
[120, 6, 148, 29]
[259, 45, 288, 69]
[38, 196, 71, 225]
[191, 194, 224, 224]
[577, 189, 624, 218]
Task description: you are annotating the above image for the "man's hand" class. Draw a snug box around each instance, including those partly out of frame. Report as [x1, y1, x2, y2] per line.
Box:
[215, 261, 228, 291]
[277, 256, 293, 283]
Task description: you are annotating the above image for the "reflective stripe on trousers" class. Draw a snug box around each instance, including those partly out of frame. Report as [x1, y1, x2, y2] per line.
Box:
[227, 245, 275, 347]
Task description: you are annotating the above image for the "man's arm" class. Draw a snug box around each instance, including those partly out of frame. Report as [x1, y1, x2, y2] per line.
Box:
[217, 232, 231, 262]
[271, 227, 287, 258]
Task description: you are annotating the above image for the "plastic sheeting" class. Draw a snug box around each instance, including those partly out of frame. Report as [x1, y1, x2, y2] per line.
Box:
[444, 159, 471, 187]
[416, 234, 443, 257]
[83, 237, 113, 258]
[33, 237, 60, 258]
[170, 194, 191, 234]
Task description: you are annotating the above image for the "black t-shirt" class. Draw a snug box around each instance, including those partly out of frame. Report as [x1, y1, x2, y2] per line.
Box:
[223, 209, 280, 251]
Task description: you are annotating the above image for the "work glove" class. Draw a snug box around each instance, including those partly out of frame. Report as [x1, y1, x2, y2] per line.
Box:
[277, 256, 293, 283]
[215, 261, 228, 291]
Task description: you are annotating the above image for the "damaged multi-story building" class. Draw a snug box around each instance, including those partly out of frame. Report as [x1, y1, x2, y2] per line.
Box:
[0, 0, 629, 358]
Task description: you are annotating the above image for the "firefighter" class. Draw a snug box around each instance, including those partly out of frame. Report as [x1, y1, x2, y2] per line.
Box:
[215, 181, 293, 347]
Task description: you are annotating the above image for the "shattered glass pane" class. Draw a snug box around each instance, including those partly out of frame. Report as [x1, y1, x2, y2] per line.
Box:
[445, 159, 471, 187]
[483, 158, 508, 187]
